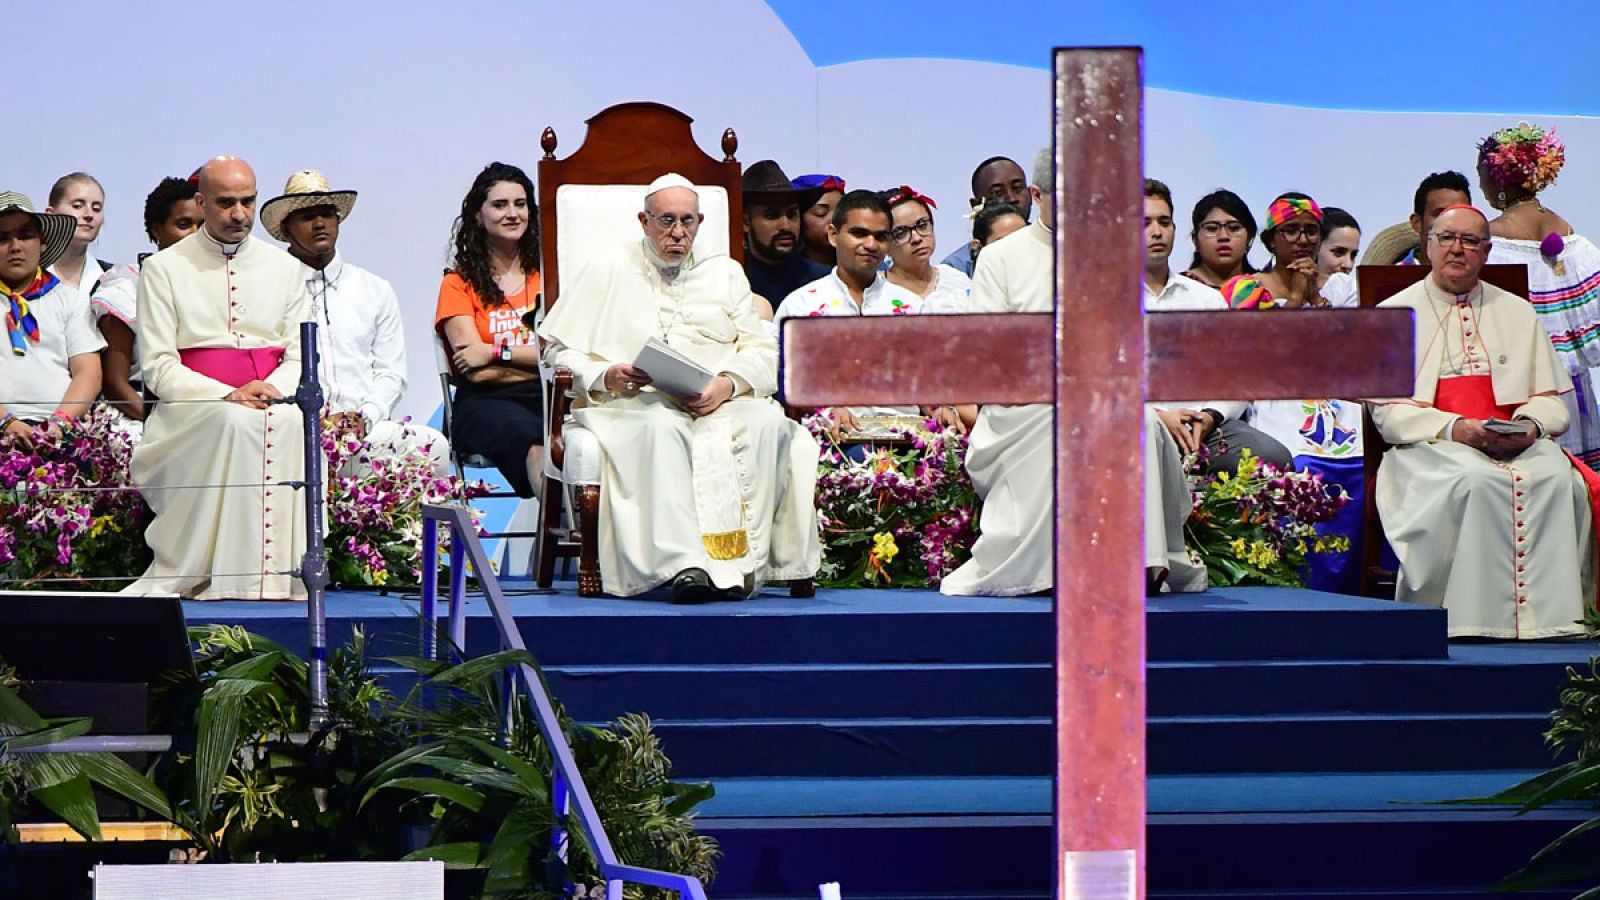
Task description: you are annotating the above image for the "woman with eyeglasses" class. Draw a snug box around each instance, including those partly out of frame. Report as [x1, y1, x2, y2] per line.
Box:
[1476, 123, 1600, 465]
[1219, 192, 1329, 309]
[881, 186, 972, 314]
[1182, 189, 1258, 288]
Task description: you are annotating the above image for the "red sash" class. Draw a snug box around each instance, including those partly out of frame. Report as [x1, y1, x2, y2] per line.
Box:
[179, 347, 285, 388]
[1438, 375, 1600, 606]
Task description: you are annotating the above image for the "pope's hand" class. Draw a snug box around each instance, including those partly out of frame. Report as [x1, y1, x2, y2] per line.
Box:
[686, 375, 735, 417]
[604, 364, 653, 397]
[826, 407, 862, 442]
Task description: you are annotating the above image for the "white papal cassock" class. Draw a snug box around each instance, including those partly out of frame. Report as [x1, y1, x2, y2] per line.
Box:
[939, 221, 1203, 596]
[1372, 276, 1597, 638]
[538, 241, 820, 596]
[126, 229, 310, 600]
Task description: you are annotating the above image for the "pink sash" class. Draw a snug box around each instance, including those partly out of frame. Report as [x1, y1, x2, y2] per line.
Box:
[179, 347, 285, 388]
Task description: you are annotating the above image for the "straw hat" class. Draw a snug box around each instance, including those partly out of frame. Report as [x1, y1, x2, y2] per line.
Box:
[0, 192, 77, 269]
[1360, 221, 1420, 266]
[260, 170, 357, 242]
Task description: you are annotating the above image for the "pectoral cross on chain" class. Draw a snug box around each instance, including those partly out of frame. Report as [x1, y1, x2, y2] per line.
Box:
[779, 47, 1417, 900]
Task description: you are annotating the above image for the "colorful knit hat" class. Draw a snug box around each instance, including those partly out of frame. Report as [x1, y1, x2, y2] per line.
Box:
[1264, 195, 1324, 231]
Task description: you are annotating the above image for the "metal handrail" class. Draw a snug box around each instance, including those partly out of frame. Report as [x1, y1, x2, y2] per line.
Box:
[420, 503, 708, 900]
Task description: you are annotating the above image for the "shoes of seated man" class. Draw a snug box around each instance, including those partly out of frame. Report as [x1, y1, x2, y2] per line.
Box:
[670, 568, 721, 605]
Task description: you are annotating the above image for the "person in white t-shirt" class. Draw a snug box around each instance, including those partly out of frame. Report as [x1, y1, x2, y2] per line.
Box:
[881, 185, 971, 314]
[0, 191, 104, 450]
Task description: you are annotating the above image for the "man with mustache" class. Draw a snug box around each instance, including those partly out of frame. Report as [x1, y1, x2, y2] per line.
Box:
[539, 173, 820, 603]
[128, 155, 311, 600]
[261, 169, 448, 473]
[740, 160, 825, 309]
[1371, 204, 1594, 638]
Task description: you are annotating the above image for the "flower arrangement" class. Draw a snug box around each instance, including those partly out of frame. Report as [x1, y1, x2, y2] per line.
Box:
[807, 414, 977, 588]
[0, 408, 151, 589]
[1184, 449, 1351, 587]
[0, 409, 486, 591]
[321, 420, 490, 587]
[1479, 122, 1566, 194]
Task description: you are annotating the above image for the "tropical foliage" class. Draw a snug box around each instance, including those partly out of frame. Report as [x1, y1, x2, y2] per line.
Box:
[0, 627, 718, 898]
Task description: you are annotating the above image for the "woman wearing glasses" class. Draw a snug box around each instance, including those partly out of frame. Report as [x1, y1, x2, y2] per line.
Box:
[1217, 193, 1330, 309]
[881, 185, 972, 314]
[1480, 123, 1600, 466]
[433, 162, 545, 498]
[1182, 189, 1258, 288]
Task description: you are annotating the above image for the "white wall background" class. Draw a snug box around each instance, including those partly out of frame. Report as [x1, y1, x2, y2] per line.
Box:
[12, 1, 1599, 423]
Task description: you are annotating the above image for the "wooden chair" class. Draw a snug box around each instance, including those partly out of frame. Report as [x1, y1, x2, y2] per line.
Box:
[1354, 263, 1530, 598]
[534, 101, 813, 599]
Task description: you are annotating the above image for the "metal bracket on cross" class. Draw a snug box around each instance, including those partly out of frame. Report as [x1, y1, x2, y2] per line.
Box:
[778, 47, 1417, 900]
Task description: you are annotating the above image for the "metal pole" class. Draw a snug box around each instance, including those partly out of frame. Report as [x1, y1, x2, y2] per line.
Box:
[296, 322, 331, 729]
[421, 517, 439, 661]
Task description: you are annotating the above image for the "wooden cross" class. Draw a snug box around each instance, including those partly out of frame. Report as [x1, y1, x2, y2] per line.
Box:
[780, 48, 1417, 899]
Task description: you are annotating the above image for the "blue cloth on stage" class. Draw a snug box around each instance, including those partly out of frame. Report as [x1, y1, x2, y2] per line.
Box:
[1296, 456, 1364, 594]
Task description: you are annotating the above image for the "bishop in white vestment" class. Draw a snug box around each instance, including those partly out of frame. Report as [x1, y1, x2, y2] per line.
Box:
[1372, 206, 1596, 637]
[537, 175, 820, 600]
[940, 170, 1203, 596]
[127, 158, 310, 600]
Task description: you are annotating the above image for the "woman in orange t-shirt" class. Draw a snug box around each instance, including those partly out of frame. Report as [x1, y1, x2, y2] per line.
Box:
[434, 162, 545, 497]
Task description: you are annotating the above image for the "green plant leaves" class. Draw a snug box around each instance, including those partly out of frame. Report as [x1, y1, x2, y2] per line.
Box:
[368, 776, 485, 813]
[194, 677, 274, 832]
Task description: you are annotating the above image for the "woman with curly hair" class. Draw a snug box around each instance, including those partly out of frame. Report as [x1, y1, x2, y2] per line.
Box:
[433, 162, 545, 496]
[1481, 123, 1600, 464]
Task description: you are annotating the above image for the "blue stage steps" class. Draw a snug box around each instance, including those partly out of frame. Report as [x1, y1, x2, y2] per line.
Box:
[186, 585, 1599, 898]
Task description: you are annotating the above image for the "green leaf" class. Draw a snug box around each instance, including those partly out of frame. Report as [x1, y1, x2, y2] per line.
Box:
[403, 841, 484, 869]
[383, 655, 451, 679]
[423, 755, 525, 796]
[428, 650, 541, 689]
[454, 735, 549, 800]
[1440, 762, 1584, 807]
[215, 651, 288, 682]
[0, 682, 47, 734]
[1520, 762, 1600, 813]
[195, 678, 274, 830]
[367, 776, 485, 813]
[28, 774, 101, 841]
[663, 780, 716, 817]
[72, 752, 173, 821]
[0, 717, 92, 751]
[482, 799, 551, 893]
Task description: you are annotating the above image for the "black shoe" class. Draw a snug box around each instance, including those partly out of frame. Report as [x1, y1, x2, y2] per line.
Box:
[670, 568, 719, 605]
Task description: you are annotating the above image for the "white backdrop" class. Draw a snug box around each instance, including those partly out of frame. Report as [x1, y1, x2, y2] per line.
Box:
[12, 1, 1598, 423]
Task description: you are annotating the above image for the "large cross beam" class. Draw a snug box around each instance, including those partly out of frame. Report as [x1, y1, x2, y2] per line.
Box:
[780, 48, 1416, 899]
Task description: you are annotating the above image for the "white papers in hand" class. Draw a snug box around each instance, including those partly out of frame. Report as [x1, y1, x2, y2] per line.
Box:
[633, 337, 714, 399]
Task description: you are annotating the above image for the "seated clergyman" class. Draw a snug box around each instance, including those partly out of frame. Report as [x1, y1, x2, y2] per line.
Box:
[537, 173, 821, 603]
[1370, 204, 1596, 638]
[940, 152, 1204, 596]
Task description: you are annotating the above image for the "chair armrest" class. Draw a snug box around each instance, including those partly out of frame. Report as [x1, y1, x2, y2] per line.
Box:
[547, 367, 576, 469]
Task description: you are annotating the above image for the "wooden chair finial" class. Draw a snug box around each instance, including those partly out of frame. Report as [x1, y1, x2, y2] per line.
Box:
[721, 128, 738, 162]
[541, 127, 558, 159]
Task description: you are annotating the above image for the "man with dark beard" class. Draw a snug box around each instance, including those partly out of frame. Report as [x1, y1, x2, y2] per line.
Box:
[740, 160, 825, 306]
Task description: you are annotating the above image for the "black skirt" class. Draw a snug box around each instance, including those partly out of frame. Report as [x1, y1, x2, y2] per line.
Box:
[452, 377, 546, 497]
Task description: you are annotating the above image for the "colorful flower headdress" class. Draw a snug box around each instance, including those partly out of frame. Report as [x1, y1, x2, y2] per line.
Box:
[1478, 122, 1565, 194]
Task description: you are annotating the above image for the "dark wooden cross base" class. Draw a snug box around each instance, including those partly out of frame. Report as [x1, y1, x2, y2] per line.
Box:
[780, 48, 1417, 900]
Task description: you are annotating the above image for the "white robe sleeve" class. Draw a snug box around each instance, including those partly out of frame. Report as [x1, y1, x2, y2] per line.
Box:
[363, 278, 409, 422]
[137, 257, 234, 401]
[265, 274, 310, 397]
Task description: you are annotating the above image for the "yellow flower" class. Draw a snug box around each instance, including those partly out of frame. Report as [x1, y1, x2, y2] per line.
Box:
[1230, 537, 1247, 556]
[872, 531, 899, 563]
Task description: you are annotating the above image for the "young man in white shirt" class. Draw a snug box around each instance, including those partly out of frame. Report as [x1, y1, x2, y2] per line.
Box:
[261, 170, 449, 473]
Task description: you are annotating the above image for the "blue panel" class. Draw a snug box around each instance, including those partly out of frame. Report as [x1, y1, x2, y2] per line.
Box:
[765, 0, 1600, 114]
